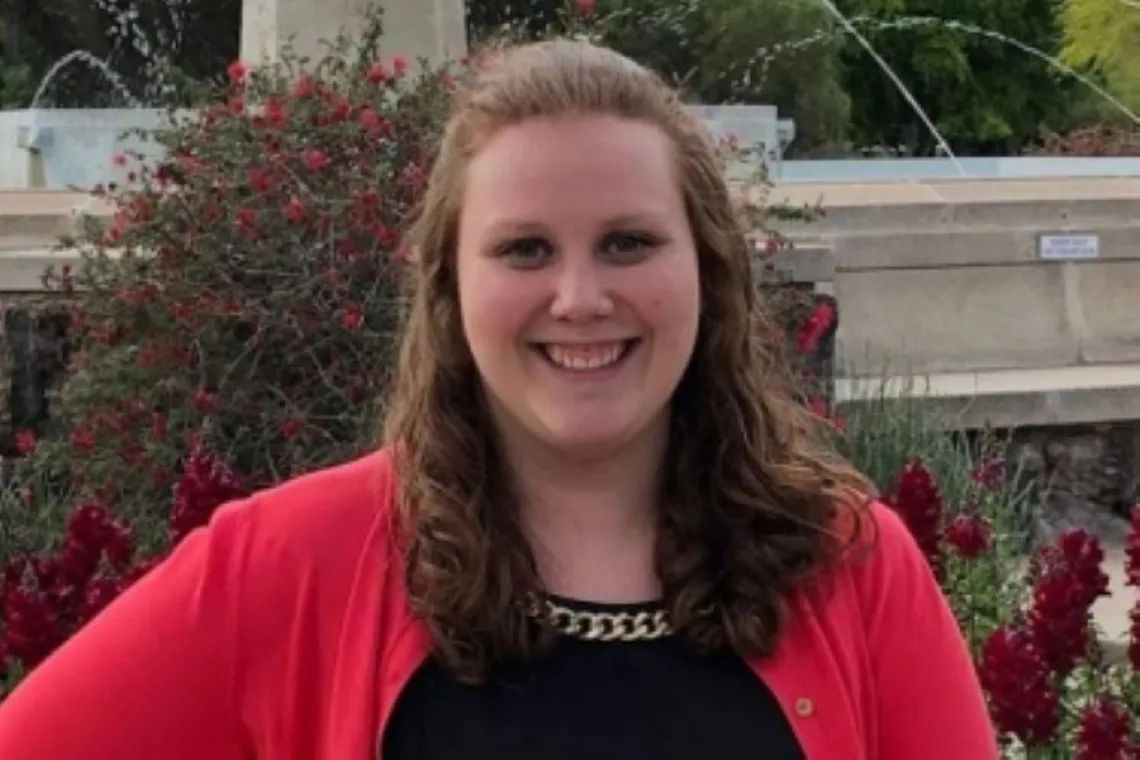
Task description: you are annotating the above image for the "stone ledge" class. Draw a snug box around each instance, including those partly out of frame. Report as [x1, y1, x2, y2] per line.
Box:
[836, 363, 1140, 430]
[0, 247, 81, 292]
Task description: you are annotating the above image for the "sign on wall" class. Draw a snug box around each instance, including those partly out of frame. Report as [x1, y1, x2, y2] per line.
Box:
[1037, 233, 1100, 261]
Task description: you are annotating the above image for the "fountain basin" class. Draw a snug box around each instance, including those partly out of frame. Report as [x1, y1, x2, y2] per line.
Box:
[0, 105, 795, 191]
[0, 109, 170, 191]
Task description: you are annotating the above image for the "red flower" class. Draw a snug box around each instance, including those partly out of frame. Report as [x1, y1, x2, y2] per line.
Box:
[292, 75, 316, 99]
[14, 429, 36, 455]
[392, 56, 408, 77]
[1027, 530, 1109, 676]
[280, 418, 301, 439]
[248, 167, 272, 192]
[226, 60, 247, 84]
[357, 107, 388, 134]
[340, 305, 364, 330]
[574, 0, 597, 13]
[305, 149, 331, 171]
[235, 207, 258, 234]
[795, 300, 836, 355]
[1076, 697, 1134, 760]
[366, 61, 390, 83]
[970, 455, 1005, 490]
[168, 444, 246, 544]
[884, 459, 944, 577]
[945, 512, 990, 559]
[978, 624, 1060, 745]
[285, 196, 306, 223]
[71, 426, 95, 451]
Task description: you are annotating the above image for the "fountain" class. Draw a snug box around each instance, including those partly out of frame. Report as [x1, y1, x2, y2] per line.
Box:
[812, 0, 965, 175]
[754, 15, 1140, 127]
[0, 50, 167, 190]
[27, 50, 142, 111]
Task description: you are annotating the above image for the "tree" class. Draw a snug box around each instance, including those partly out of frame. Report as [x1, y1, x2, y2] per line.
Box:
[1059, 0, 1140, 111]
[466, 0, 851, 155]
[835, 0, 1083, 155]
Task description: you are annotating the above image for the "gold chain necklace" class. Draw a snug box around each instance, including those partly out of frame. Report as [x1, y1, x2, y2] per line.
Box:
[526, 595, 674, 642]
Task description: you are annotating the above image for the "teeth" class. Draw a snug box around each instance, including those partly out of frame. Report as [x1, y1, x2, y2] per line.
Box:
[543, 342, 627, 371]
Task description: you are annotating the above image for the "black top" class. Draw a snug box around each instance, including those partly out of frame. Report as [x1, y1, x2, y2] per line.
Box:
[381, 596, 804, 760]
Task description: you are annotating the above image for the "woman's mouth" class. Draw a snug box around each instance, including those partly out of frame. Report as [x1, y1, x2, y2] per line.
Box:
[535, 339, 640, 372]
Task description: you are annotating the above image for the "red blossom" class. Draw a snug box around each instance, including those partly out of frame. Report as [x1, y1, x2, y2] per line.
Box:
[168, 444, 246, 544]
[1027, 530, 1109, 676]
[305, 148, 331, 171]
[946, 512, 991, 559]
[971, 455, 1005, 490]
[885, 459, 944, 577]
[292, 75, 316, 99]
[285, 196, 306, 223]
[71, 426, 95, 451]
[978, 624, 1060, 745]
[14, 429, 36, 455]
[366, 61, 390, 83]
[795, 300, 836, 355]
[340, 305, 364, 330]
[1076, 697, 1135, 760]
[226, 60, 247, 84]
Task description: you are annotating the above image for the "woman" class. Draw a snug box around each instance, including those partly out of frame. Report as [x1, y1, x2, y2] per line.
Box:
[0, 40, 997, 759]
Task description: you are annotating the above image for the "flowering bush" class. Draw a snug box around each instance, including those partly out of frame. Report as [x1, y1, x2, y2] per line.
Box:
[0, 6, 835, 700]
[835, 387, 1140, 757]
[893, 462, 1140, 756]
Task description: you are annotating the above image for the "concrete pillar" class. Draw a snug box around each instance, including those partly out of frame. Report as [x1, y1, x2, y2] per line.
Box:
[240, 0, 466, 69]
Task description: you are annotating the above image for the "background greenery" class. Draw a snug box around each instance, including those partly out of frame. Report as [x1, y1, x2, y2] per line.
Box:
[1, 0, 1137, 156]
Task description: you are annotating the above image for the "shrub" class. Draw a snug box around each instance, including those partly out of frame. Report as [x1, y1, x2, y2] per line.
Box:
[835, 383, 1140, 756]
[1030, 124, 1140, 156]
[0, 6, 834, 698]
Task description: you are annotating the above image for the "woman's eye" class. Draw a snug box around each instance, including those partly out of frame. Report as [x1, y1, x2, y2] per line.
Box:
[602, 232, 659, 263]
[500, 237, 553, 266]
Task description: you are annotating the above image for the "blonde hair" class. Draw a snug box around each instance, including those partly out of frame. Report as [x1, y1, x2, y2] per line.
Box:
[384, 39, 873, 683]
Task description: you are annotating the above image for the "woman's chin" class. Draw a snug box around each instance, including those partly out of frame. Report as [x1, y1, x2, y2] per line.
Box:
[530, 414, 649, 459]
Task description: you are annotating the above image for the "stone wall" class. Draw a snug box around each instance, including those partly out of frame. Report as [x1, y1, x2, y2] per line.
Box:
[1007, 422, 1140, 543]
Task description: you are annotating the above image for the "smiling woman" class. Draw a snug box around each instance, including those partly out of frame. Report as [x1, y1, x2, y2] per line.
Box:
[0, 38, 998, 760]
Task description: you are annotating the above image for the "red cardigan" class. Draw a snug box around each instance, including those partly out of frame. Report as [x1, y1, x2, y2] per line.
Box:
[0, 450, 998, 759]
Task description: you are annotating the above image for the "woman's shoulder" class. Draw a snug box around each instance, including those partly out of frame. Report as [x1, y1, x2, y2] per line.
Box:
[202, 448, 401, 590]
[826, 498, 948, 627]
[238, 447, 399, 536]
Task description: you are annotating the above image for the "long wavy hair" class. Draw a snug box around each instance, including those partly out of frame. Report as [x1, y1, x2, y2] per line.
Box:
[383, 39, 876, 683]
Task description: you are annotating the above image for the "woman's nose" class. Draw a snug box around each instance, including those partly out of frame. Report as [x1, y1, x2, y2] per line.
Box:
[549, 256, 614, 322]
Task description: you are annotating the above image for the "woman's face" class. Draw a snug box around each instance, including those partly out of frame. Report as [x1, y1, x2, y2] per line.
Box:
[456, 114, 701, 459]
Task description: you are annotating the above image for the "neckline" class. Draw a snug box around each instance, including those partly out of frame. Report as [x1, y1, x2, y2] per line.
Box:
[543, 592, 666, 615]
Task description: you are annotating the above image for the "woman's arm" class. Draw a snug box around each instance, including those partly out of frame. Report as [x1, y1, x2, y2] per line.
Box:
[0, 501, 254, 759]
[861, 503, 999, 759]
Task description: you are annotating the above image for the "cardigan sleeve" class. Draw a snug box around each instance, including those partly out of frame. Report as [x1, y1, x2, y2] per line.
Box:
[0, 498, 257, 759]
[860, 502, 999, 759]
